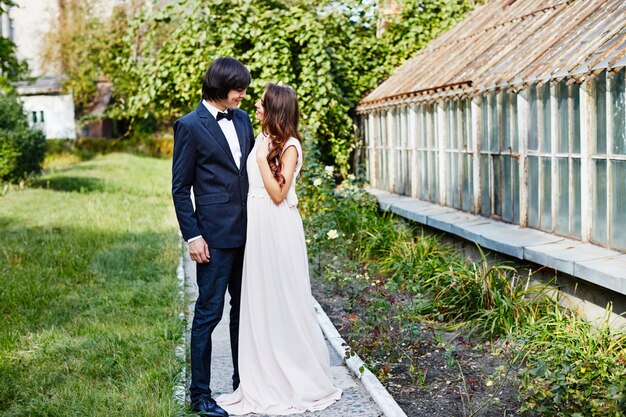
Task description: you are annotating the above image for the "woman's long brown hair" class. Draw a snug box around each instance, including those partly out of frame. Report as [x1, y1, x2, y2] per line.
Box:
[261, 83, 301, 186]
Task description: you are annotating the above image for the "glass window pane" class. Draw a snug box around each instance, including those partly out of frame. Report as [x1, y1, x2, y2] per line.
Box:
[612, 161, 626, 249]
[491, 93, 499, 152]
[540, 85, 552, 153]
[596, 72, 607, 154]
[503, 93, 510, 149]
[445, 101, 452, 148]
[461, 100, 470, 149]
[612, 69, 626, 155]
[404, 142, 411, 195]
[512, 156, 519, 225]
[529, 86, 539, 151]
[541, 158, 552, 230]
[528, 156, 539, 228]
[558, 81, 569, 153]
[511, 94, 519, 152]
[453, 154, 460, 209]
[502, 156, 512, 222]
[430, 106, 438, 202]
[481, 95, 489, 151]
[592, 160, 608, 244]
[555, 158, 569, 235]
[451, 100, 459, 149]
[397, 147, 403, 194]
[431, 149, 438, 202]
[572, 159, 581, 238]
[481, 155, 490, 216]
[419, 150, 427, 200]
[494, 156, 502, 217]
[572, 84, 581, 154]
[462, 154, 472, 212]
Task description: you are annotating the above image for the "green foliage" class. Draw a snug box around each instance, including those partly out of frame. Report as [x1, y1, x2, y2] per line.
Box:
[0, 94, 46, 182]
[42, 0, 136, 117]
[111, 0, 480, 172]
[424, 255, 554, 338]
[299, 171, 626, 416]
[379, 0, 482, 68]
[0, 0, 28, 91]
[38, 0, 482, 165]
[517, 306, 626, 416]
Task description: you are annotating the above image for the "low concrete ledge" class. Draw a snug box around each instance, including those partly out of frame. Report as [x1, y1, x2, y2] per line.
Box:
[368, 188, 626, 297]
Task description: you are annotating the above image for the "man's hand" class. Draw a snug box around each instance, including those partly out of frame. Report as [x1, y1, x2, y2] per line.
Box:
[188, 238, 210, 263]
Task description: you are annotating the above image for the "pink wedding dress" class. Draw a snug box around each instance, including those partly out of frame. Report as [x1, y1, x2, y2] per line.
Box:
[217, 135, 342, 415]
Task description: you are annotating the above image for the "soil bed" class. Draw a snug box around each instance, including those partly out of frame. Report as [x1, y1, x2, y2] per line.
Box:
[311, 276, 532, 417]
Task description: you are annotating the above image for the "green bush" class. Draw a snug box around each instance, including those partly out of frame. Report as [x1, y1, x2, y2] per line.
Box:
[0, 94, 46, 182]
[517, 307, 626, 416]
[46, 136, 174, 161]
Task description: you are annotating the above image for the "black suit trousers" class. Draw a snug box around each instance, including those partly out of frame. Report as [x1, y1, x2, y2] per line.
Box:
[189, 245, 244, 402]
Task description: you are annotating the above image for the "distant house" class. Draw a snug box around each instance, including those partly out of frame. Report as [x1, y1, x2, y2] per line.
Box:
[13, 76, 77, 140]
[358, 0, 626, 309]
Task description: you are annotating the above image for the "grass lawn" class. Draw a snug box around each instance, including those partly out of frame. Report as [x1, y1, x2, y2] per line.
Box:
[0, 153, 185, 416]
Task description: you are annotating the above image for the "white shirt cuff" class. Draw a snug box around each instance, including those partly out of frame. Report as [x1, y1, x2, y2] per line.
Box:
[187, 235, 203, 243]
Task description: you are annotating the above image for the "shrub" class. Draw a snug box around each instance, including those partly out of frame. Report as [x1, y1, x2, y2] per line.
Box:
[0, 94, 46, 182]
[517, 306, 626, 416]
[46, 136, 174, 162]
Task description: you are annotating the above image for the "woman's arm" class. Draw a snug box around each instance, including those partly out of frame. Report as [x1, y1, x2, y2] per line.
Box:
[256, 137, 298, 205]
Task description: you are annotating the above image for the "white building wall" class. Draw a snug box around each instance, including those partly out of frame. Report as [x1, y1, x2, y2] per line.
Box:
[21, 94, 77, 139]
[8, 0, 126, 77]
[9, 0, 59, 77]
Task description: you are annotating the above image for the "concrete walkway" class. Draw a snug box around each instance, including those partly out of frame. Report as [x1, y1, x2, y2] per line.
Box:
[181, 248, 385, 417]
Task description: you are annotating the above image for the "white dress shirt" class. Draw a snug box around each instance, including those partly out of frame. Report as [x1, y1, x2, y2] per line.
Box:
[202, 100, 242, 169]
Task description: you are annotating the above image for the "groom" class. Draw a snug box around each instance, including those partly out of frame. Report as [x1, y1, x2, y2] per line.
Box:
[172, 57, 254, 417]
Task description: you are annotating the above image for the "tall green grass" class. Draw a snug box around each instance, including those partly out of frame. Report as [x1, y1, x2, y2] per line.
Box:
[299, 170, 626, 416]
[0, 153, 185, 416]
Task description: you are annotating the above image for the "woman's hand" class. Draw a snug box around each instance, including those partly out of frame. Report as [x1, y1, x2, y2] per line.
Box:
[256, 136, 270, 163]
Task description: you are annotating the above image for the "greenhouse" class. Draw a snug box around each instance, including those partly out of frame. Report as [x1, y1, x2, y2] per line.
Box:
[358, 0, 626, 302]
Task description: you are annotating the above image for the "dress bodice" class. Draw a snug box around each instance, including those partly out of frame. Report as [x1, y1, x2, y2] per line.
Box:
[247, 134, 302, 207]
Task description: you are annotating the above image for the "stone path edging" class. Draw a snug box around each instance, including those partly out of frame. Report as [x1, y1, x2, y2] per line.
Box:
[312, 299, 408, 417]
[173, 240, 188, 406]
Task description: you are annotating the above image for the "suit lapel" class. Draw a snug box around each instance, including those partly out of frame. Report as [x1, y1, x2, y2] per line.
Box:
[232, 112, 248, 170]
[196, 102, 238, 169]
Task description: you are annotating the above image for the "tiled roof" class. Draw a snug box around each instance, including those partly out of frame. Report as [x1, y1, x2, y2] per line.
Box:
[359, 0, 626, 109]
[14, 76, 63, 96]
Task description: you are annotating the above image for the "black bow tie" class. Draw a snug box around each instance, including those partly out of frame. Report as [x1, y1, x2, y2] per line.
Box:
[216, 110, 233, 121]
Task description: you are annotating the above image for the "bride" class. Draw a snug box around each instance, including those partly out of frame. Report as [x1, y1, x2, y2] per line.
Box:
[216, 83, 342, 415]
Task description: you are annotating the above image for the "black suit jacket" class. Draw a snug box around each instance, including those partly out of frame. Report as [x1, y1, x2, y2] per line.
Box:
[172, 101, 254, 248]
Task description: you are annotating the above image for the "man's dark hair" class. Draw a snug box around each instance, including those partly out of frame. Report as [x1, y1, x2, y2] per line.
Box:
[202, 57, 251, 101]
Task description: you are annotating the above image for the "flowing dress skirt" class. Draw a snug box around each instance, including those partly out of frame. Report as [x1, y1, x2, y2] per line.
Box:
[217, 187, 341, 415]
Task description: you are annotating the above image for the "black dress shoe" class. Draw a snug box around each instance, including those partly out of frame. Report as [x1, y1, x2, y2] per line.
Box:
[191, 397, 229, 417]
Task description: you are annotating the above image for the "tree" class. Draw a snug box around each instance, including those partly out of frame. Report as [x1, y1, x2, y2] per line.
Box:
[0, 0, 28, 91]
[42, 0, 478, 171]
[110, 0, 481, 172]
[378, 0, 483, 69]
[42, 0, 142, 117]
[113, 0, 384, 171]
